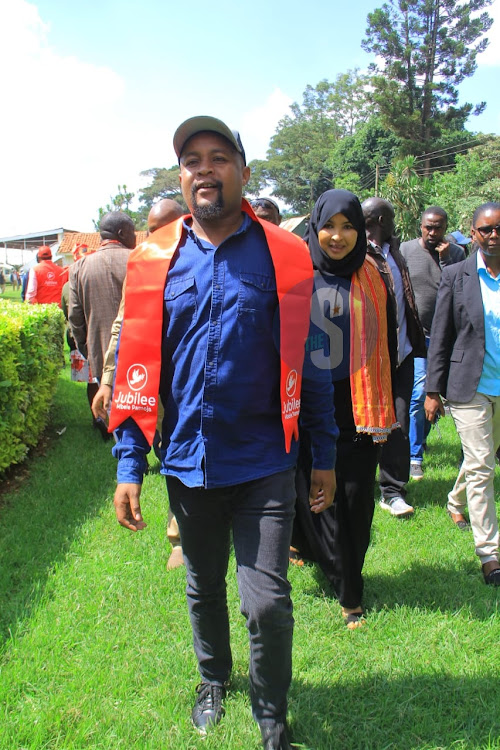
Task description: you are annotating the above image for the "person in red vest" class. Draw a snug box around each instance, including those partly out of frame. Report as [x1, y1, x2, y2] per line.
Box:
[26, 246, 66, 306]
[107, 116, 338, 749]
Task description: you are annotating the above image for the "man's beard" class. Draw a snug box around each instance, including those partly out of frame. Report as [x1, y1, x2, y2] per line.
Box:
[191, 183, 224, 221]
[424, 238, 439, 250]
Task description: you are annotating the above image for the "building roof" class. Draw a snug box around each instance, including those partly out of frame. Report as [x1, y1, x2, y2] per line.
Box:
[58, 231, 148, 255]
[280, 216, 309, 238]
[0, 228, 81, 250]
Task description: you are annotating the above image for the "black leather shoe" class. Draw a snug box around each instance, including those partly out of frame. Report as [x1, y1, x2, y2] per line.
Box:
[260, 721, 292, 749]
[191, 682, 226, 735]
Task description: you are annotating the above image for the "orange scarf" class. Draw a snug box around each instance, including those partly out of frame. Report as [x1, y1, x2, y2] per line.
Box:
[350, 258, 397, 443]
[108, 200, 314, 450]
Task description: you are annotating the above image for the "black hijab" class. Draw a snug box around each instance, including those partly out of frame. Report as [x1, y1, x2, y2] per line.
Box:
[304, 189, 367, 278]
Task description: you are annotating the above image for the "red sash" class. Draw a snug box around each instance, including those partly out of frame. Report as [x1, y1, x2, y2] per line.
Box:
[108, 199, 313, 451]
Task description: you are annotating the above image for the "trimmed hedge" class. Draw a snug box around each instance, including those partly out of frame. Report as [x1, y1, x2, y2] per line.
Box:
[0, 300, 65, 473]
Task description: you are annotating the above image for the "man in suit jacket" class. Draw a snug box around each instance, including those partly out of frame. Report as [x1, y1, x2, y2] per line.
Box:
[425, 202, 500, 586]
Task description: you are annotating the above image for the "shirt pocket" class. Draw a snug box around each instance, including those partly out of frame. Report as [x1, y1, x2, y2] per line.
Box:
[164, 276, 197, 339]
[238, 271, 277, 312]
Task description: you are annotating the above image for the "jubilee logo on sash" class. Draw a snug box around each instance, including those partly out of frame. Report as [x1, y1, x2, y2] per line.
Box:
[282, 368, 301, 420]
[114, 363, 157, 413]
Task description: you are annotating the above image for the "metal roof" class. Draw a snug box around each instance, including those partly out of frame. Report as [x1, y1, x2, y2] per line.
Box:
[0, 228, 81, 250]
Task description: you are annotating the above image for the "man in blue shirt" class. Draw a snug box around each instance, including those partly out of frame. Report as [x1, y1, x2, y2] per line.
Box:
[425, 202, 500, 587]
[111, 116, 338, 749]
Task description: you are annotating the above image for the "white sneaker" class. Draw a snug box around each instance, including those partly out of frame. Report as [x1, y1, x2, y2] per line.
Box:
[379, 496, 415, 518]
[410, 462, 424, 480]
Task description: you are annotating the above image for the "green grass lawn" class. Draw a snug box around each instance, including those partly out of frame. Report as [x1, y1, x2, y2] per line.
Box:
[1, 285, 23, 304]
[0, 367, 499, 750]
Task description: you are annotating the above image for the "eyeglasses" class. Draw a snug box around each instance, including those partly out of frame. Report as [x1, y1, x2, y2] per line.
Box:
[475, 224, 500, 238]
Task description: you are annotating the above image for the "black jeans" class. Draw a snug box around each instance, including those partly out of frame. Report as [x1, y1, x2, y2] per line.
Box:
[167, 468, 296, 724]
[378, 353, 414, 500]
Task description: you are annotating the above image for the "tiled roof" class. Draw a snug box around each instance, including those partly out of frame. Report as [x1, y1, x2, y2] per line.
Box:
[58, 231, 148, 256]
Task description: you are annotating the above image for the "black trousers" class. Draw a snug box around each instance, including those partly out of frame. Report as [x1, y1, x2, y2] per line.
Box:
[167, 469, 296, 724]
[293, 433, 379, 609]
[378, 353, 414, 500]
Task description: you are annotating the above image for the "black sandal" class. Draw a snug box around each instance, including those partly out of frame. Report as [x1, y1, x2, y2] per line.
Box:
[343, 611, 366, 630]
[288, 547, 304, 567]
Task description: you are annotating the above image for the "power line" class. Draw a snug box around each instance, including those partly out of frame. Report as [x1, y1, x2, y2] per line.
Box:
[413, 136, 489, 163]
[413, 156, 500, 176]
[358, 147, 499, 188]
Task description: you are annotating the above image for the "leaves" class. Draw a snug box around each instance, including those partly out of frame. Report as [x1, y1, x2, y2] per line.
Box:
[363, 0, 493, 155]
[380, 156, 431, 240]
[0, 301, 65, 473]
[249, 71, 373, 213]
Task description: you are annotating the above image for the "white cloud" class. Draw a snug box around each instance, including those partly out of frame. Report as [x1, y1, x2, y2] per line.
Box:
[0, 0, 147, 236]
[240, 89, 293, 162]
[475, 0, 500, 66]
[0, 3, 294, 238]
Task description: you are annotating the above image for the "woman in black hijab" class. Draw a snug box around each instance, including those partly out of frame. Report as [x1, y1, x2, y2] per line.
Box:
[293, 189, 397, 628]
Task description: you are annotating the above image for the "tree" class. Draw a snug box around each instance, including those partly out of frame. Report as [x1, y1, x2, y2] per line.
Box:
[243, 159, 270, 198]
[257, 71, 372, 213]
[380, 156, 431, 240]
[93, 185, 144, 230]
[138, 166, 185, 208]
[429, 136, 500, 231]
[328, 116, 402, 195]
[93, 167, 189, 231]
[362, 0, 493, 160]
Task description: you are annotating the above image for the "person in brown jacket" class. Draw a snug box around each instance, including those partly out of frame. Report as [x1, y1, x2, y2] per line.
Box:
[92, 199, 185, 567]
[68, 212, 136, 440]
[69, 212, 136, 380]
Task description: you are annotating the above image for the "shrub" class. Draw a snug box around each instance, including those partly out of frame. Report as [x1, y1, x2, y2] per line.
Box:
[0, 300, 65, 473]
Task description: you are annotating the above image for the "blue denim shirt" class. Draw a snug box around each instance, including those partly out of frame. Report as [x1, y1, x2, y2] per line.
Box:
[113, 214, 337, 488]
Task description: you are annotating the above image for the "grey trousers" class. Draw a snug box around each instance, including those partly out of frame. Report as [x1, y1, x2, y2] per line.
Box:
[167, 468, 296, 724]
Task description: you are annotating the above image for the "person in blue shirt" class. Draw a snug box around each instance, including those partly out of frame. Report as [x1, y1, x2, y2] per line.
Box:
[110, 116, 338, 750]
[425, 202, 500, 587]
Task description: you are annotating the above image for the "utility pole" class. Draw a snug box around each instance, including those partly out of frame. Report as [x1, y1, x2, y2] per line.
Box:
[375, 164, 380, 196]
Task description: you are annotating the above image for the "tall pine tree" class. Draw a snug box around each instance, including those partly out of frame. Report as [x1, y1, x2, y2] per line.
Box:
[362, 0, 493, 165]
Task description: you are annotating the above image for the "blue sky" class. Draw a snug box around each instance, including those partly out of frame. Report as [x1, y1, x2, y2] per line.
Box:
[1, 0, 499, 239]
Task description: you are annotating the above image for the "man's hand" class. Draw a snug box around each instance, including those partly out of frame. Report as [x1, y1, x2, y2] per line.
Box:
[309, 468, 336, 514]
[92, 384, 112, 421]
[114, 483, 147, 531]
[424, 393, 445, 424]
[435, 241, 450, 258]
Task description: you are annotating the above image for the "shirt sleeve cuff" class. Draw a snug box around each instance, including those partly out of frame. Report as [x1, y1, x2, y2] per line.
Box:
[311, 441, 337, 471]
[101, 370, 114, 387]
[116, 457, 146, 485]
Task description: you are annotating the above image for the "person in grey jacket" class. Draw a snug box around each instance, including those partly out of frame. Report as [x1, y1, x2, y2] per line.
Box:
[425, 202, 500, 586]
[400, 207, 465, 479]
